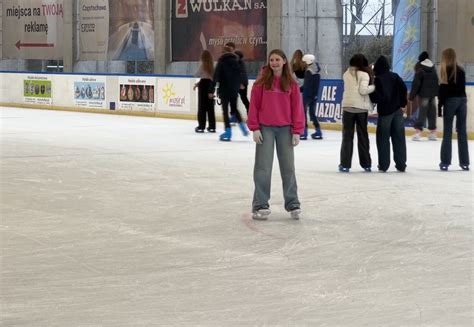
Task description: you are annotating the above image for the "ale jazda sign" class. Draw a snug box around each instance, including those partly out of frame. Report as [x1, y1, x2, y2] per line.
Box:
[2, 0, 64, 59]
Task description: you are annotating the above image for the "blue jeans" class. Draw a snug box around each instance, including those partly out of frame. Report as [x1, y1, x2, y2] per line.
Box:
[252, 125, 300, 212]
[376, 110, 407, 171]
[303, 97, 320, 129]
[440, 97, 469, 166]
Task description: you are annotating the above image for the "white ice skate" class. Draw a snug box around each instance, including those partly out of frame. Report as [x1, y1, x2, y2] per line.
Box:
[252, 209, 271, 220]
[290, 208, 301, 220]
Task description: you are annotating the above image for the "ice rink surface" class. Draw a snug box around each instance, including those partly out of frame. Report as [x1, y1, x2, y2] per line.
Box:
[1, 106, 473, 326]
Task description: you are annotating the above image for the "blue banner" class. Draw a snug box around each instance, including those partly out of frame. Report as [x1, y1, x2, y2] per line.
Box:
[316, 79, 344, 123]
[392, 0, 421, 82]
[314, 80, 415, 128]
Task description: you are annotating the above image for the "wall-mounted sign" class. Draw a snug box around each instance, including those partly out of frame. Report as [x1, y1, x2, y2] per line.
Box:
[2, 0, 64, 59]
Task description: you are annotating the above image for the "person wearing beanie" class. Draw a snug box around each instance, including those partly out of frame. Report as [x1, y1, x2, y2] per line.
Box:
[300, 54, 323, 140]
[409, 51, 439, 141]
[370, 55, 408, 172]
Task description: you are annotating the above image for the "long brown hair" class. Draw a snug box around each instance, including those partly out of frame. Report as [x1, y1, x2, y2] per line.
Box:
[255, 49, 295, 92]
[440, 48, 458, 84]
[200, 50, 214, 76]
[290, 49, 307, 72]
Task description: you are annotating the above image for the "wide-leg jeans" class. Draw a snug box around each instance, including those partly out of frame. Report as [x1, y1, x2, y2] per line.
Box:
[252, 125, 300, 212]
[440, 97, 469, 166]
[376, 109, 407, 171]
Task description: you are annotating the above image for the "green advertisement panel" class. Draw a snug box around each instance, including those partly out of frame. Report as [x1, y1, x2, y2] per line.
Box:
[24, 80, 52, 98]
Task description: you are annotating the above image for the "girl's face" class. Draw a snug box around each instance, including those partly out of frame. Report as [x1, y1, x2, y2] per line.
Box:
[269, 54, 286, 75]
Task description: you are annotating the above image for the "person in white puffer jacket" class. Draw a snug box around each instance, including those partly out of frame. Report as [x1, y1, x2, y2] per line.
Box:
[339, 53, 375, 172]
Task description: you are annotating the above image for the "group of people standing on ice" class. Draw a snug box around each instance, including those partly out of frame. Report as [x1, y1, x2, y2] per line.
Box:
[194, 46, 469, 220]
[193, 42, 250, 141]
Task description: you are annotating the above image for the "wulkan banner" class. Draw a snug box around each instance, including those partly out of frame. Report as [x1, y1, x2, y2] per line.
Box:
[171, 0, 267, 61]
[2, 0, 64, 59]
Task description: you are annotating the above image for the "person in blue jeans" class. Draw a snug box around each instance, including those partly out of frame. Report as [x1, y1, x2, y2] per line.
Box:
[438, 48, 469, 171]
[369, 56, 408, 172]
[247, 49, 305, 220]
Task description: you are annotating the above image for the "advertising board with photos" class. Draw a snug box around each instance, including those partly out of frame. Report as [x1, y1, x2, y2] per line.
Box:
[23, 75, 52, 105]
[73, 76, 107, 109]
[118, 76, 155, 111]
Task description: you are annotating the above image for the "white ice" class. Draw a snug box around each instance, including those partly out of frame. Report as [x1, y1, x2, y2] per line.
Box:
[1, 106, 473, 326]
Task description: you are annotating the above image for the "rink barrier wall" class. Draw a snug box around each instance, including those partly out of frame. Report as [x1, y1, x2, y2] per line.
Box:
[1, 72, 473, 139]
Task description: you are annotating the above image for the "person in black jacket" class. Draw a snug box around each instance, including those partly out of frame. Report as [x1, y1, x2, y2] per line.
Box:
[409, 51, 439, 141]
[370, 55, 408, 172]
[235, 50, 250, 114]
[438, 48, 469, 171]
[301, 54, 322, 140]
[213, 45, 249, 141]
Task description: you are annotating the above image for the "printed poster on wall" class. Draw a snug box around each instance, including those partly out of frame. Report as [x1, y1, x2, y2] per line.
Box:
[79, 0, 154, 61]
[118, 76, 155, 111]
[171, 0, 267, 61]
[23, 75, 52, 105]
[73, 76, 107, 109]
[156, 78, 191, 112]
[2, 0, 64, 59]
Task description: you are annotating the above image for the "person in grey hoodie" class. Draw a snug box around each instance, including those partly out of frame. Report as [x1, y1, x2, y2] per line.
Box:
[409, 51, 439, 141]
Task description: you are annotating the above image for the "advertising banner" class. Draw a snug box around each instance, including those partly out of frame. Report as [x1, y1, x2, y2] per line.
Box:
[79, 0, 154, 61]
[23, 75, 52, 105]
[118, 76, 155, 111]
[392, 0, 421, 81]
[312, 80, 416, 128]
[78, 0, 109, 60]
[2, 0, 64, 59]
[157, 78, 191, 112]
[73, 76, 106, 109]
[316, 80, 344, 123]
[171, 0, 267, 61]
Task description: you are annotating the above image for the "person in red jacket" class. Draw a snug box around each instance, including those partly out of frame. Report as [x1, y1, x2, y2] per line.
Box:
[247, 49, 305, 220]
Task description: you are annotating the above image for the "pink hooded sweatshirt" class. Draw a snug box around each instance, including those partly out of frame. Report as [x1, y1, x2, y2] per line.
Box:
[247, 76, 305, 135]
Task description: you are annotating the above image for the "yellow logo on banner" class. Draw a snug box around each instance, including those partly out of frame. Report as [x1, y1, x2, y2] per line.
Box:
[162, 83, 176, 104]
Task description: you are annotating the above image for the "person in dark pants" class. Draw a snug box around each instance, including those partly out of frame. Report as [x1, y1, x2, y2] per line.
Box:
[193, 50, 216, 133]
[213, 45, 249, 141]
[370, 56, 408, 172]
[438, 48, 469, 171]
[339, 54, 375, 172]
[235, 50, 250, 114]
[409, 51, 439, 141]
[301, 54, 322, 140]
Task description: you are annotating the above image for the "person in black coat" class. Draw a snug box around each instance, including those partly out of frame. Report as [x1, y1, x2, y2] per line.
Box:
[438, 48, 469, 171]
[235, 50, 250, 114]
[370, 55, 408, 172]
[409, 51, 439, 141]
[213, 45, 249, 141]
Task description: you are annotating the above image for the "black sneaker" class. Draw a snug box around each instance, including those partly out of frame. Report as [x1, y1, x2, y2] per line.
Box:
[207, 128, 216, 133]
[195, 127, 205, 133]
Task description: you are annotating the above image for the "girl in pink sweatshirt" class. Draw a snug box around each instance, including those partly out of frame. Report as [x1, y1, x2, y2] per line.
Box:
[247, 49, 305, 220]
